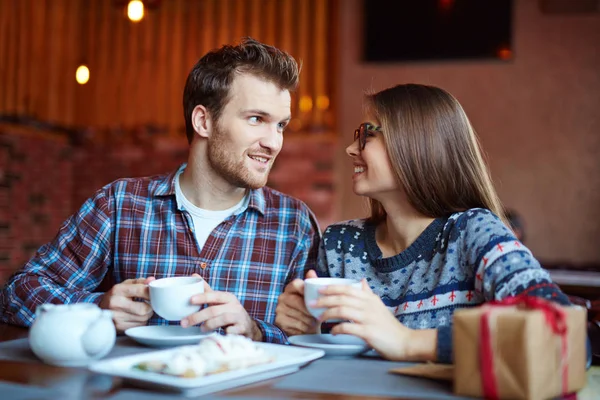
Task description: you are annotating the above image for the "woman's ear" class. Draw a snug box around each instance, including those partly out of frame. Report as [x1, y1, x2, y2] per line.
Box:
[191, 105, 212, 139]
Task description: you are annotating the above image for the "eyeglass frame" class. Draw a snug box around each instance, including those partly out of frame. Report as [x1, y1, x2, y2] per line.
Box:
[353, 122, 381, 150]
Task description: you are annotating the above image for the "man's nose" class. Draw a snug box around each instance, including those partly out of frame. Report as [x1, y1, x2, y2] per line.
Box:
[260, 125, 283, 153]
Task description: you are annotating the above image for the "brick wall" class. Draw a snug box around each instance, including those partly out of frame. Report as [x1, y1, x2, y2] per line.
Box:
[268, 135, 337, 229]
[0, 127, 337, 284]
[70, 138, 188, 211]
[0, 127, 74, 283]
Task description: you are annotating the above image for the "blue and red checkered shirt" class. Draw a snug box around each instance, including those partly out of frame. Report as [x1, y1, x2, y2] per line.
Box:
[0, 165, 321, 343]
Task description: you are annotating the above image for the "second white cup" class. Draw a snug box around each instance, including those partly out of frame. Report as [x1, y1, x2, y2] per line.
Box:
[304, 277, 361, 320]
[149, 276, 205, 321]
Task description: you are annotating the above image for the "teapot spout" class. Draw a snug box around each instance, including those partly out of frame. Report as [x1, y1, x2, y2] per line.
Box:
[81, 310, 116, 358]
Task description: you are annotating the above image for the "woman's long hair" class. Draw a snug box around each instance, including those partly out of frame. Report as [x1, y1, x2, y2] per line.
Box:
[365, 84, 506, 224]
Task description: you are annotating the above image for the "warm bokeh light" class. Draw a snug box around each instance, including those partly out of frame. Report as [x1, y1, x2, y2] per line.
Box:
[438, 0, 455, 11]
[299, 96, 313, 113]
[75, 65, 90, 85]
[316, 95, 330, 110]
[127, 0, 144, 22]
[497, 46, 512, 60]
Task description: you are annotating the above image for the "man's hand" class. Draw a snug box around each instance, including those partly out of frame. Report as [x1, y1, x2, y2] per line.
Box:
[99, 277, 155, 332]
[181, 280, 262, 341]
[275, 270, 319, 337]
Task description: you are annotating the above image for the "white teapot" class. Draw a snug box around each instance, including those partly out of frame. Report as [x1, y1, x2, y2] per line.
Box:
[29, 303, 116, 367]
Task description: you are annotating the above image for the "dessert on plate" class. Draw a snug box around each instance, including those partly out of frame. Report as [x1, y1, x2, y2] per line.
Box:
[133, 334, 273, 378]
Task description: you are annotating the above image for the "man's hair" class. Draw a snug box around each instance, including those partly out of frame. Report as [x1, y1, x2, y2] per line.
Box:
[183, 37, 300, 144]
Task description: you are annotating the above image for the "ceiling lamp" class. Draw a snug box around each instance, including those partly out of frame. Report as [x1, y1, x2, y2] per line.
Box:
[127, 0, 144, 22]
[75, 65, 90, 85]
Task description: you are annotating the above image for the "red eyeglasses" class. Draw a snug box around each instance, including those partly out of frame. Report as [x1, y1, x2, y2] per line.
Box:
[353, 122, 381, 150]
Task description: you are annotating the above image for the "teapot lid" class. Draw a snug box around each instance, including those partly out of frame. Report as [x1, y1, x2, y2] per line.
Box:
[37, 303, 101, 314]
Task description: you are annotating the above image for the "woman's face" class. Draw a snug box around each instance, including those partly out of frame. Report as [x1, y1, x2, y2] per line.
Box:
[346, 116, 400, 199]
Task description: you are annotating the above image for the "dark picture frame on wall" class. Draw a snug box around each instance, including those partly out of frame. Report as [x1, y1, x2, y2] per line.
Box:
[363, 0, 514, 62]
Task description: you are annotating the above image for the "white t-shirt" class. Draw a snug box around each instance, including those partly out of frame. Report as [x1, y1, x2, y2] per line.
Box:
[174, 171, 249, 251]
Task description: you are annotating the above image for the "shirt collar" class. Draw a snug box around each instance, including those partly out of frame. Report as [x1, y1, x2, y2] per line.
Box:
[152, 164, 183, 197]
[247, 186, 266, 216]
[152, 164, 266, 216]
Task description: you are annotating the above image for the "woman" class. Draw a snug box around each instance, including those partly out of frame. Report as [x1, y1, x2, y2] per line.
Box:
[274, 83, 572, 364]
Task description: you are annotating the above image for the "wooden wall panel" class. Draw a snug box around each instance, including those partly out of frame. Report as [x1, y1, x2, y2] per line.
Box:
[0, 0, 337, 135]
[2, 1, 17, 114]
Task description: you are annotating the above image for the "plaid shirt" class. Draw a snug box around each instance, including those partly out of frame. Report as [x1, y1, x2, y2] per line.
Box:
[0, 165, 320, 343]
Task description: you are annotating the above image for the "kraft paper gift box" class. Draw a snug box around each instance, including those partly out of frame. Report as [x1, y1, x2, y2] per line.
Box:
[453, 296, 587, 400]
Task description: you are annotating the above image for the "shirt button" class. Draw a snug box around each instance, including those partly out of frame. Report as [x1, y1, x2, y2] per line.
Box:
[200, 262, 207, 269]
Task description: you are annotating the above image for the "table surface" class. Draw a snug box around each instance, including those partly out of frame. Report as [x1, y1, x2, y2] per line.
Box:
[2, 323, 598, 399]
[0, 323, 404, 399]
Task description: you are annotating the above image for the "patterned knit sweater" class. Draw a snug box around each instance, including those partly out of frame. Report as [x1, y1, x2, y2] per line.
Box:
[316, 208, 570, 363]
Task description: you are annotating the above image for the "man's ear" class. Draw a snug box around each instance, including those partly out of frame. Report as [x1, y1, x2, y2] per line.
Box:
[191, 105, 213, 139]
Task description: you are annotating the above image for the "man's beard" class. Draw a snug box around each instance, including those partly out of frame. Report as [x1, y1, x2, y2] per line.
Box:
[207, 123, 271, 189]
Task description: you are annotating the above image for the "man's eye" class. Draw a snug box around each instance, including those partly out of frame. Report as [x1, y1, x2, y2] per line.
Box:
[248, 116, 262, 124]
[277, 122, 288, 132]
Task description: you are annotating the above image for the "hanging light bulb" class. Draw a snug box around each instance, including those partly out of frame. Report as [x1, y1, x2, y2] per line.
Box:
[127, 0, 144, 22]
[76, 65, 90, 85]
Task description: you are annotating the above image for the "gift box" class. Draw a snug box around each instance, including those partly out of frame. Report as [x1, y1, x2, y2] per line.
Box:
[453, 296, 587, 399]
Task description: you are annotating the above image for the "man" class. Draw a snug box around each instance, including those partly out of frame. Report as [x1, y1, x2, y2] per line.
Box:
[0, 38, 320, 344]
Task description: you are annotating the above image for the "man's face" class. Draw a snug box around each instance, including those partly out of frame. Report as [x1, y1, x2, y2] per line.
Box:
[207, 74, 291, 189]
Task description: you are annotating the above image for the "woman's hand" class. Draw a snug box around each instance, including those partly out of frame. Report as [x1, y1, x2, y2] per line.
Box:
[275, 270, 320, 336]
[313, 279, 437, 362]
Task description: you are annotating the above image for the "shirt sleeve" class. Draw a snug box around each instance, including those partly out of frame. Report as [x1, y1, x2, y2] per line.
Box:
[253, 317, 288, 344]
[255, 206, 319, 344]
[286, 207, 321, 282]
[0, 189, 114, 327]
[273, 205, 321, 343]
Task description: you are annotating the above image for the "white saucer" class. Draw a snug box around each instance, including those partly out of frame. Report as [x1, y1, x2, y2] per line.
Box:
[288, 334, 370, 358]
[125, 325, 215, 347]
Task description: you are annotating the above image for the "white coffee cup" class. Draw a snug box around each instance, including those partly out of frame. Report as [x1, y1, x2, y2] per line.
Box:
[149, 276, 205, 321]
[304, 277, 362, 319]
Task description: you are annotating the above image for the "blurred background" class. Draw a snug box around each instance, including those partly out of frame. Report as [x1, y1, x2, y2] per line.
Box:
[0, 0, 599, 308]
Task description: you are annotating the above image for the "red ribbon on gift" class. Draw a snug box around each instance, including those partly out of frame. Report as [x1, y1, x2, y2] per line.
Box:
[479, 295, 569, 400]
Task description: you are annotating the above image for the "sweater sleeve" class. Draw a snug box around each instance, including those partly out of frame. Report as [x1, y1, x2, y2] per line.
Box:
[315, 233, 332, 278]
[462, 209, 570, 305]
[435, 209, 573, 364]
[436, 325, 454, 364]
[463, 212, 592, 367]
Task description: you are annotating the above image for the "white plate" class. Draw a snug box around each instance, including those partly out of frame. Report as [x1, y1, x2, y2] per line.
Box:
[125, 325, 215, 347]
[288, 334, 370, 358]
[89, 343, 324, 397]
